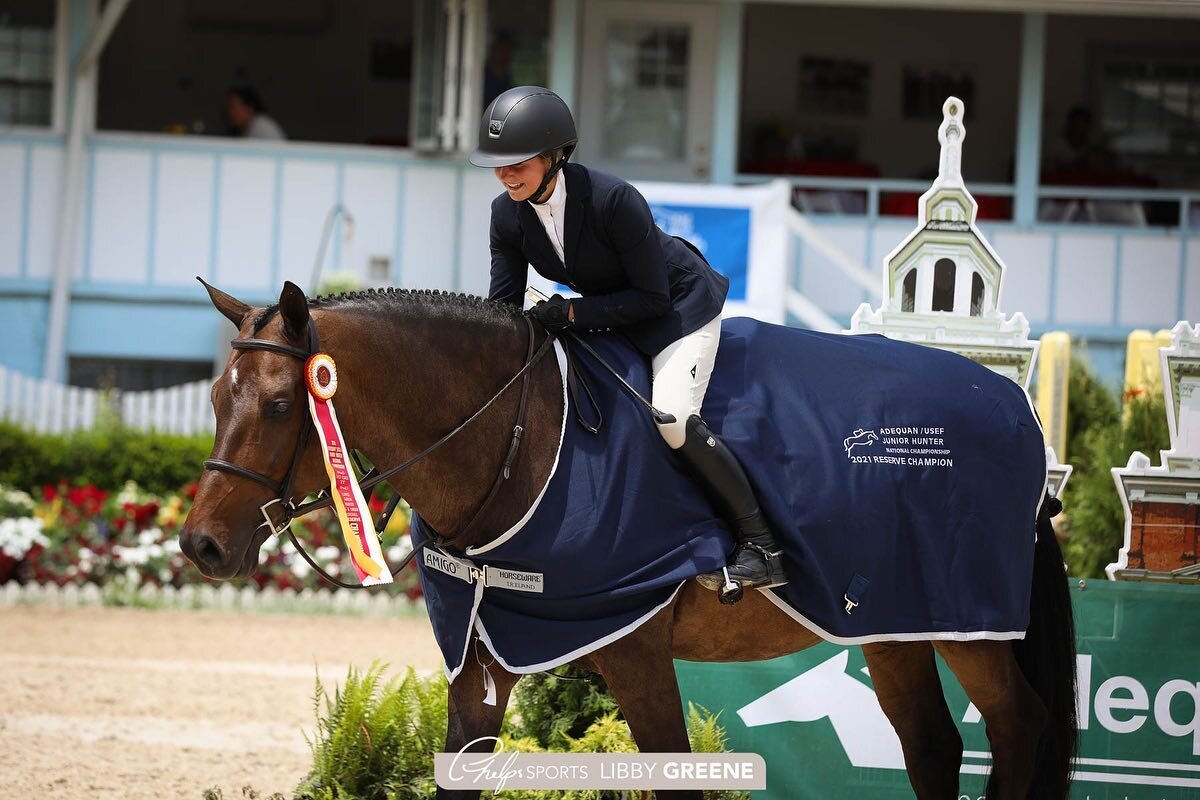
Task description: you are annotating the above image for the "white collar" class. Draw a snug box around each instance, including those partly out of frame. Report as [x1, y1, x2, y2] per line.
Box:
[529, 168, 566, 215]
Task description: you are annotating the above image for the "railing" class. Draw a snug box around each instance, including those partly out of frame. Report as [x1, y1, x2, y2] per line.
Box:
[0, 364, 213, 435]
[737, 173, 1200, 228]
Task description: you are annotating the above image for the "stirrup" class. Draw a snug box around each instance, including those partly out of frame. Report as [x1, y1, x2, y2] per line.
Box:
[718, 567, 744, 605]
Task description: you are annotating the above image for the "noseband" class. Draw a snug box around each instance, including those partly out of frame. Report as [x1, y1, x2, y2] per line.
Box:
[203, 315, 553, 588]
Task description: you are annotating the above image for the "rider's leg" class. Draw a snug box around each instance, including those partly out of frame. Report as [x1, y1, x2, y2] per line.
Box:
[652, 316, 787, 591]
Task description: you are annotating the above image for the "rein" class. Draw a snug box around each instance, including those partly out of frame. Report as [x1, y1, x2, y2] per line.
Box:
[203, 315, 554, 589]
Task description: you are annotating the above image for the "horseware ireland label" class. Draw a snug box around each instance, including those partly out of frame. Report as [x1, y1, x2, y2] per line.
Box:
[305, 353, 393, 586]
[422, 549, 544, 593]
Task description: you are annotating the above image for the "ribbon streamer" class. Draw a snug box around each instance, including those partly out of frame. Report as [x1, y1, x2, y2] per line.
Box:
[306, 354, 393, 586]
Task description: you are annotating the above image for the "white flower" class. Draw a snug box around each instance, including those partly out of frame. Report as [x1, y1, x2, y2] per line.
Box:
[290, 558, 311, 579]
[315, 545, 340, 562]
[158, 569, 172, 583]
[124, 566, 142, 585]
[387, 542, 413, 563]
[138, 529, 162, 546]
[0, 486, 36, 514]
[0, 517, 47, 559]
[113, 545, 151, 566]
[116, 481, 142, 506]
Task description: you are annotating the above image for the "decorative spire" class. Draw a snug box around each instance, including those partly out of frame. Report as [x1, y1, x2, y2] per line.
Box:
[936, 97, 966, 188]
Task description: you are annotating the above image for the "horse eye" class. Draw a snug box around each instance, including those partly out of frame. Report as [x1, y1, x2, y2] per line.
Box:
[269, 401, 291, 416]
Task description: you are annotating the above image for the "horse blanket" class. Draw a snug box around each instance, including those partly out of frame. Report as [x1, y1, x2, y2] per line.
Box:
[413, 318, 1047, 680]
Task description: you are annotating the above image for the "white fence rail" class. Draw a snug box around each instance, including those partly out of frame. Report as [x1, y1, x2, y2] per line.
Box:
[0, 365, 214, 435]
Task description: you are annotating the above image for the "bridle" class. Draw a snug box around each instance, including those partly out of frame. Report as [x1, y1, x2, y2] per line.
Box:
[203, 314, 554, 588]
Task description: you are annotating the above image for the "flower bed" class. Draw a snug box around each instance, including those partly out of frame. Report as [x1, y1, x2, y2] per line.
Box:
[0, 480, 422, 601]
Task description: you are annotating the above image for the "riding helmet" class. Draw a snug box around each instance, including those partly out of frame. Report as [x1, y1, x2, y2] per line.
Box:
[469, 86, 578, 168]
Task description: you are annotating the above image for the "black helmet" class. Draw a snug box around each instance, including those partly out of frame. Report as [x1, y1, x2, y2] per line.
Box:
[469, 86, 578, 168]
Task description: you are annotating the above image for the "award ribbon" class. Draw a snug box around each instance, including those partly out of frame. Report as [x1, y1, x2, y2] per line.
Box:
[305, 354, 393, 586]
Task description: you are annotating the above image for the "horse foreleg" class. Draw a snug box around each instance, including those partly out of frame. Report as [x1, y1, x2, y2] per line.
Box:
[862, 641, 963, 799]
[440, 635, 522, 800]
[584, 605, 702, 800]
[933, 640, 1046, 800]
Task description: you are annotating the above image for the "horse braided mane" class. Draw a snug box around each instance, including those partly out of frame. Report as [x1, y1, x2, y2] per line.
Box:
[251, 287, 524, 334]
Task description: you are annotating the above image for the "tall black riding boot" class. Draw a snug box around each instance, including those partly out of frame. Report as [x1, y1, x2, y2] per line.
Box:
[675, 415, 787, 596]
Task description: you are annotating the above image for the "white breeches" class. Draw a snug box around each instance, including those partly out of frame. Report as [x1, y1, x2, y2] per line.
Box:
[651, 314, 723, 449]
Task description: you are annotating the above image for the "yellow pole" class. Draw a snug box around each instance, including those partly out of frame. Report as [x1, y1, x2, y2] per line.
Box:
[1124, 329, 1163, 417]
[1037, 332, 1071, 460]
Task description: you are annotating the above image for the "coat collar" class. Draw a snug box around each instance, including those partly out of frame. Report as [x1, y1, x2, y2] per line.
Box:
[515, 163, 590, 279]
[562, 163, 588, 270]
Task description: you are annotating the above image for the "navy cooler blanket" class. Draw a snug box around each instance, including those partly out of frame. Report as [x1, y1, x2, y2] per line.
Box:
[414, 318, 1047, 679]
[413, 338, 734, 680]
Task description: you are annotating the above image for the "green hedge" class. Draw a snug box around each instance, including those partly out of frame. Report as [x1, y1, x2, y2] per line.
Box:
[0, 421, 213, 494]
[1059, 357, 1170, 579]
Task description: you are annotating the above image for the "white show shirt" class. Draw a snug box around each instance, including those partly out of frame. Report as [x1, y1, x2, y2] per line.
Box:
[529, 169, 567, 265]
[246, 114, 286, 140]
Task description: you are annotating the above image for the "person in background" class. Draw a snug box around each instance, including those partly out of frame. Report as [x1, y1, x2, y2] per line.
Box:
[225, 85, 286, 140]
[1051, 106, 1115, 173]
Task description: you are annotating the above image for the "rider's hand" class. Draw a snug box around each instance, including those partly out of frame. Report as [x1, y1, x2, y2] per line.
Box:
[531, 294, 573, 332]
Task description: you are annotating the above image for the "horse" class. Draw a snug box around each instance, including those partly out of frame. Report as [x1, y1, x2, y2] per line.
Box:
[181, 280, 1077, 800]
[843, 428, 879, 456]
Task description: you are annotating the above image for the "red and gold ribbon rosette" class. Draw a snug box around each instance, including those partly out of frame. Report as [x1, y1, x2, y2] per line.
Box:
[305, 353, 393, 586]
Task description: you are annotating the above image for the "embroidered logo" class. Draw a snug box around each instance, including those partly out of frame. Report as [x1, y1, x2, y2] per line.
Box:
[845, 426, 955, 468]
[843, 429, 878, 456]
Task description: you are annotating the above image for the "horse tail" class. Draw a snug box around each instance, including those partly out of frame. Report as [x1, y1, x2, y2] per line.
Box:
[1010, 495, 1078, 798]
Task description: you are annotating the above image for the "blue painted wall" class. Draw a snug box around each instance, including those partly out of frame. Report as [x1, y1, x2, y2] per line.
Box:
[0, 296, 50, 376]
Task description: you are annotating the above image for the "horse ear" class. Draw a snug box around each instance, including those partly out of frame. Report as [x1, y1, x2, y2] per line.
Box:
[198, 277, 251, 328]
[279, 281, 310, 340]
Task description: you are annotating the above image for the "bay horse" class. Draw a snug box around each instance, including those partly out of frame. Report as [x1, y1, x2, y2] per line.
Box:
[181, 280, 1077, 800]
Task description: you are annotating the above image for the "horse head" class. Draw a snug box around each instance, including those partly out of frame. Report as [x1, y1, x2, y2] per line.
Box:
[180, 280, 330, 579]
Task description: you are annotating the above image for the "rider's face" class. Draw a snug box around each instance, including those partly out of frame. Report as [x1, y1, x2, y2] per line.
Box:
[495, 155, 552, 202]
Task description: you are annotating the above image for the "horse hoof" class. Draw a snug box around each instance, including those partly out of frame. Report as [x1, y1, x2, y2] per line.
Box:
[718, 584, 744, 605]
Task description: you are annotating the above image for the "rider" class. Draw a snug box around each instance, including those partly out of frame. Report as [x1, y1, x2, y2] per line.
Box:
[468, 85, 786, 594]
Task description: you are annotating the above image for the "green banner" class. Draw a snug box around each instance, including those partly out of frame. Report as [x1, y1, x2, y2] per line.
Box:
[676, 580, 1200, 799]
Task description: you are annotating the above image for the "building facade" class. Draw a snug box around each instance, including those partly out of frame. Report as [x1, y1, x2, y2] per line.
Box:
[1, 0, 1199, 388]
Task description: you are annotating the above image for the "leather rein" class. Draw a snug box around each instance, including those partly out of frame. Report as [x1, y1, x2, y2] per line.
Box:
[203, 315, 554, 590]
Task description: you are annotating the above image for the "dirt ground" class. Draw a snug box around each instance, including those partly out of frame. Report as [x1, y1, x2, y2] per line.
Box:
[0, 605, 444, 800]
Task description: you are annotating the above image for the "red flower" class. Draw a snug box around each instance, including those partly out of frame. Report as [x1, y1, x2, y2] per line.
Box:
[184, 482, 198, 500]
[42, 485, 58, 503]
[405, 585, 424, 601]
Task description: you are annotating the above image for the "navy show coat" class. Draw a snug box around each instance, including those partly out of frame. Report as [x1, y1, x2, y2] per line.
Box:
[488, 163, 729, 356]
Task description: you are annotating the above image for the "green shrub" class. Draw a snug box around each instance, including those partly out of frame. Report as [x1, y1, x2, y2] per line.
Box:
[297, 664, 446, 800]
[296, 666, 749, 800]
[1062, 388, 1170, 578]
[507, 667, 621, 749]
[0, 421, 212, 494]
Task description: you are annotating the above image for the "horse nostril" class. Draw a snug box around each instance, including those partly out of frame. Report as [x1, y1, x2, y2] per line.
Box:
[195, 535, 226, 570]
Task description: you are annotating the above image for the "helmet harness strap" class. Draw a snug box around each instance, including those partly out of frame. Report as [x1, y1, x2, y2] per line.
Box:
[530, 148, 572, 205]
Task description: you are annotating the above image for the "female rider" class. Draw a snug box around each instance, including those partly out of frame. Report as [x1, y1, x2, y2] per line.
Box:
[468, 86, 785, 595]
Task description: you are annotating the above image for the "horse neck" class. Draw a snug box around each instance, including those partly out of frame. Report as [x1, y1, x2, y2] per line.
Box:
[319, 305, 562, 550]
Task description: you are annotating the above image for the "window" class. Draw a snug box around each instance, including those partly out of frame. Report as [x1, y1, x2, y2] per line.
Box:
[932, 258, 955, 312]
[0, 4, 55, 127]
[1091, 48, 1200, 186]
[1097, 52, 1200, 152]
[901, 269, 916, 313]
[970, 272, 984, 317]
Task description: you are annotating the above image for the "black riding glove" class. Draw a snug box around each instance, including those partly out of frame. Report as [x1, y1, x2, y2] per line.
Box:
[531, 294, 573, 332]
